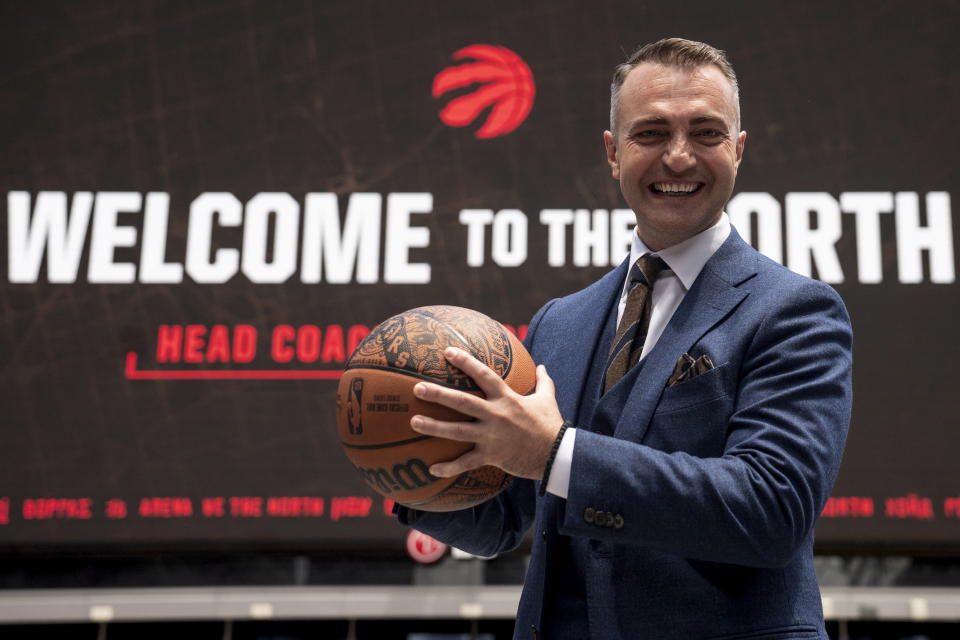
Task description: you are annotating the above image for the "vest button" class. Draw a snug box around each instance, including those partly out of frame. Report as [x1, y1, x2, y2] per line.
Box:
[584, 507, 595, 523]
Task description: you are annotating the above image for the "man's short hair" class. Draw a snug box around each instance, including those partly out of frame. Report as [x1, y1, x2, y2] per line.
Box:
[609, 37, 741, 132]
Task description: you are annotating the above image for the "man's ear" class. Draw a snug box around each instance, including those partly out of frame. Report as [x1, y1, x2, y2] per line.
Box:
[734, 130, 747, 168]
[603, 130, 620, 180]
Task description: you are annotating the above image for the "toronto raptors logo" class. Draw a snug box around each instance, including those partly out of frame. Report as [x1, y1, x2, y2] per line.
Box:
[405, 530, 448, 565]
[432, 44, 535, 139]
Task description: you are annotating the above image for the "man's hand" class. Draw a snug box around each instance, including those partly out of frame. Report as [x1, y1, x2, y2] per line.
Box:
[409, 346, 564, 480]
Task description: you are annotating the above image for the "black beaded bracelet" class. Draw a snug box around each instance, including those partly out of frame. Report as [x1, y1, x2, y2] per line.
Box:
[539, 420, 572, 496]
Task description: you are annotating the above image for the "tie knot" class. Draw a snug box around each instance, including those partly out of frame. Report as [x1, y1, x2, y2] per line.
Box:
[629, 254, 667, 289]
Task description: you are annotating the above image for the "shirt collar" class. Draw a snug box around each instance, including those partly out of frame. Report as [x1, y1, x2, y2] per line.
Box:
[628, 213, 731, 290]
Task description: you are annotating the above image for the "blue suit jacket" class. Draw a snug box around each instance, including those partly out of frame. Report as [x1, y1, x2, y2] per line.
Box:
[398, 229, 853, 640]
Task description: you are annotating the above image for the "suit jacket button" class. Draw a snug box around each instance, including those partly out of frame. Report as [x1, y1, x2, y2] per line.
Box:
[613, 514, 624, 529]
[595, 510, 606, 526]
[584, 507, 595, 523]
[602, 511, 613, 527]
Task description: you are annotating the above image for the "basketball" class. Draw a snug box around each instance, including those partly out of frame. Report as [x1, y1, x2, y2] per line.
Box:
[335, 305, 537, 512]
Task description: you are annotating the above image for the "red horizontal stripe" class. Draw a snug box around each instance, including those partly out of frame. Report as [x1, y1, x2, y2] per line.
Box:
[125, 352, 343, 380]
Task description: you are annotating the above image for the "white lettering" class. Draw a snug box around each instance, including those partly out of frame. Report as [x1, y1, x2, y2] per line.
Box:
[139, 192, 183, 283]
[839, 192, 892, 284]
[573, 209, 609, 267]
[88, 192, 140, 283]
[7, 190, 953, 285]
[491, 209, 527, 267]
[728, 192, 783, 264]
[241, 192, 298, 283]
[540, 209, 574, 267]
[7, 191, 93, 283]
[302, 193, 381, 284]
[384, 193, 431, 284]
[459, 209, 494, 267]
[895, 191, 955, 284]
[185, 192, 242, 283]
[610, 209, 635, 265]
[785, 192, 844, 283]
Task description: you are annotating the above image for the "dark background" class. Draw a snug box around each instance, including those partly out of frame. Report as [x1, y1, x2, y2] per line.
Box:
[0, 0, 958, 554]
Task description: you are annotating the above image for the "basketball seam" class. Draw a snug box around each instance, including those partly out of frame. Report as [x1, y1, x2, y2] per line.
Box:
[342, 363, 486, 392]
[399, 476, 459, 507]
[402, 474, 467, 507]
[340, 435, 434, 450]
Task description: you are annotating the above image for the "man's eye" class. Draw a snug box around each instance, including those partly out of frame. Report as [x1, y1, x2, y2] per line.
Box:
[695, 129, 724, 138]
[634, 130, 664, 139]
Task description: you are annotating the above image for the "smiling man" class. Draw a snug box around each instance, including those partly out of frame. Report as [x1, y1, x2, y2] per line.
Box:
[604, 55, 745, 251]
[397, 38, 853, 640]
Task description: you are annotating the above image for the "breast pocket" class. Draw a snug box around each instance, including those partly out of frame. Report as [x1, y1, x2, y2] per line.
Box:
[646, 362, 735, 456]
[657, 361, 734, 413]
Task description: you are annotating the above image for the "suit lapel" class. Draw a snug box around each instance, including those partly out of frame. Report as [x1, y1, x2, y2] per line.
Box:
[610, 228, 759, 443]
[548, 259, 629, 422]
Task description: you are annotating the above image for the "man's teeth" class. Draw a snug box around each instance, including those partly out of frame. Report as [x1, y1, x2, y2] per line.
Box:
[653, 182, 699, 193]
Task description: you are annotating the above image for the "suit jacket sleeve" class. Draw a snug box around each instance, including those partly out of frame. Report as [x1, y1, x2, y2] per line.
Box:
[559, 278, 853, 568]
[391, 299, 559, 557]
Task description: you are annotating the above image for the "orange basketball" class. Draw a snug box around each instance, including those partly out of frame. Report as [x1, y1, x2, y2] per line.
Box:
[335, 305, 536, 512]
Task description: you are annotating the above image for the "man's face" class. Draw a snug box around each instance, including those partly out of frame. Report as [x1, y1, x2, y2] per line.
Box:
[603, 62, 746, 251]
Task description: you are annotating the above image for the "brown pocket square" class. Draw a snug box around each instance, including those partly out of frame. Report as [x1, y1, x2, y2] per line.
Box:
[667, 352, 715, 387]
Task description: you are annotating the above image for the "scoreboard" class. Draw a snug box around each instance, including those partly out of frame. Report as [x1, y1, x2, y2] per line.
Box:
[1, 0, 958, 553]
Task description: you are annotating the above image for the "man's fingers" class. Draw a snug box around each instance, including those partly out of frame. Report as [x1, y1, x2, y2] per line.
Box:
[429, 449, 485, 478]
[443, 347, 507, 397]
[410, 415, 479, 442]
[535, 364, 555, 397]
[413, 381, 486, 418]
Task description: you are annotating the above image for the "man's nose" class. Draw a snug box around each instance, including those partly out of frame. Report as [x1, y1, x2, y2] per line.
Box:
[661, 136, 696, 173]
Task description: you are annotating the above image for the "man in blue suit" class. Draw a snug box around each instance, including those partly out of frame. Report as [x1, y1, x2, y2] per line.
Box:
[399, 38, 852, 639]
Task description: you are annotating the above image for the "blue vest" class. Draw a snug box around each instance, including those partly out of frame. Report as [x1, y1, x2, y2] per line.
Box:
[541, 291, 621, 638]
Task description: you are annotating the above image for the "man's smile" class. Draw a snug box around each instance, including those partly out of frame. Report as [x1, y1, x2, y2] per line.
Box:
[649, 181, 704, 196]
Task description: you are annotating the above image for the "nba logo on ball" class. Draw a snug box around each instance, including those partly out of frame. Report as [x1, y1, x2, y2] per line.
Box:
[347, 378, 364, 435]
[335, 306, 537, 512]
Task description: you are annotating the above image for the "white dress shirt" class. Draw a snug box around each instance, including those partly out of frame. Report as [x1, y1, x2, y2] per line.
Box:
[545, 213, 732, 498]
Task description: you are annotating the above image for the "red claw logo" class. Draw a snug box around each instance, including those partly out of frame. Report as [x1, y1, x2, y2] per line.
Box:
[432, 44, 535, 139]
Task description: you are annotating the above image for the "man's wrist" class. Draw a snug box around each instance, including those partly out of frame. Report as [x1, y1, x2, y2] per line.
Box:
[539, 420, 572, 496]
[545, 427, 576, 499]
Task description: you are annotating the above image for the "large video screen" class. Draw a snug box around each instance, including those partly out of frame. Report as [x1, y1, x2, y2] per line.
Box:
[1, 0, 957, 552]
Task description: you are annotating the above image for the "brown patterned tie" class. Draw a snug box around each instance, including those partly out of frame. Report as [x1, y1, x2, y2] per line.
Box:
[604, 254, 667, 393]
